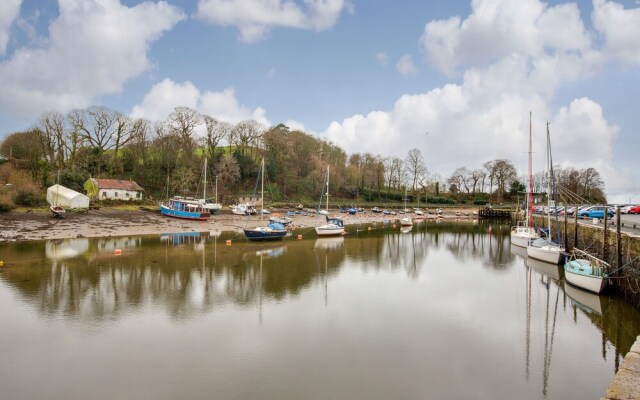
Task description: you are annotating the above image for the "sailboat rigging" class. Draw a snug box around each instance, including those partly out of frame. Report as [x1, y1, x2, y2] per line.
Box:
[315, 165, 345, 237]
[527, 122, 565, 264]
[511, 112, 540, 247]
[243, 158, 288, 241]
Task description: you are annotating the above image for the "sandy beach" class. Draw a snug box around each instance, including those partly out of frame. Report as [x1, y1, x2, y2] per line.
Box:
[0, 207, 478, 242]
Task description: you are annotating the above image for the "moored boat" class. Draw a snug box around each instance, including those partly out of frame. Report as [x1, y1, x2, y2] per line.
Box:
[160, 197, 210, 221]
[244, 158, 287, 241]
[564, 249, 609, 294]
[315, 216, 345, 237]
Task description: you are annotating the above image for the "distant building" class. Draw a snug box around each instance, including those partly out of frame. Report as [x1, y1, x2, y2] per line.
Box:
[84, 178, 144, 201]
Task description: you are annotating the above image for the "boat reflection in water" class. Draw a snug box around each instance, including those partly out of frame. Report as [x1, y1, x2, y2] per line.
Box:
[565, 282, 604, 315]
[45, 238, 89, 260]
[526, 256, 562, 281]
[314, 236, 344, 251]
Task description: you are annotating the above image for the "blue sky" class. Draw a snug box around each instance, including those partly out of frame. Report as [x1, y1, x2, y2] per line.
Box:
[0, 0, 639, 202]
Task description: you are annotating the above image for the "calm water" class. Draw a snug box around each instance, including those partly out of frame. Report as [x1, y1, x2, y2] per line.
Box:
[1, 221, 639, 399]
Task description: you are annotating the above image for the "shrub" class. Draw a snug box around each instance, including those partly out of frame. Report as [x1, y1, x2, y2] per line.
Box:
[14, 190, 45, 207]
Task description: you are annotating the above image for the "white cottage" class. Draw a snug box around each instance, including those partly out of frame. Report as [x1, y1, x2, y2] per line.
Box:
[84, 178, 144, 201]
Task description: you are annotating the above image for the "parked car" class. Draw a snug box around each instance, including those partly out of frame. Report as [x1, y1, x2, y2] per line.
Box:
[577, 206, 615, 219]
[629, 205, 640, 215]
[621, 205, 637, 214]
[564, 206, 576, 215]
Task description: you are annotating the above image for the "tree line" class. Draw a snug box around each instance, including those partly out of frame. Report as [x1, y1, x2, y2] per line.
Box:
[0, 105, 606, 207]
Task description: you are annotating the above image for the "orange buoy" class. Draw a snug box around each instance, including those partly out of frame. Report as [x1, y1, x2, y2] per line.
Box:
[297, 235, 302, 240]
[368, 226, 372, 231]
[226, 240, 232, 245]
[114, 249, 122, 255]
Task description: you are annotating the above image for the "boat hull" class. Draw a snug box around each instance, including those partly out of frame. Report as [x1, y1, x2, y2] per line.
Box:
[160, 205, 210, 221]
[527, 244, 564, 264]
[315, 226, 345, 237]
[243, 229, 287, 241]
[564, 262, 607, 294]
[510, 225, 538, 248]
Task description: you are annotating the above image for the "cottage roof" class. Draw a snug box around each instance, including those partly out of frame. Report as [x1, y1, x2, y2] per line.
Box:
[93, 178, 144, 191]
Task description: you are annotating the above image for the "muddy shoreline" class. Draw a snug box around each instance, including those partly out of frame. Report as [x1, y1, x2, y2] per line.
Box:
[0, 207, 478, 242]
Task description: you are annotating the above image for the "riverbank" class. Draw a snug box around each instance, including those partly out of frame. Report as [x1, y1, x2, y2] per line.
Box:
[0, 207, 478, 242]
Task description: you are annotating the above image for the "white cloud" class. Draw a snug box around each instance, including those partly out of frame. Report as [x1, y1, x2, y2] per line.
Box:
[131, 78, 271, 126]
[592, 0, 640, 64]
[0, 0, 184, 119]
[323, 0, 640, 201]
[420, 0, 592, 75]
[196, 0, 353, 43]
[376, 51, 388, 66]
[396, 54, 417, 76]
[0, 0, 22, 55]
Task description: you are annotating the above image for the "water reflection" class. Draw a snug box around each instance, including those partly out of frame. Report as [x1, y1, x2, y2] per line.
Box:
[1, 223, 639, 400]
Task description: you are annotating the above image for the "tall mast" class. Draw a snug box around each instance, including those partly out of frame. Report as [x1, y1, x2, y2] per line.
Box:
[546, 122, 551, 236]
[326, 165, 330, 211]
[528, 112, 533, 229]
[203, 157, 207, 200]
[260, 158, 264, 222]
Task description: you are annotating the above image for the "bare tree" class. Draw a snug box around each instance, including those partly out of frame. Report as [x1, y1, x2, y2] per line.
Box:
[405, 148, 426, 191]
[229, 120, 263, 156]
[37, 111, 67, 169]
[217, 154, 240, 184]
[167, 107, 202, 162]
[203, 115, 230, 159]
[469, 169, 485, 193]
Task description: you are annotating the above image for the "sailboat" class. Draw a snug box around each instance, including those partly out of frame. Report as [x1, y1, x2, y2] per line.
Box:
[198, 158, 222, 214]
[244, 158, 288, 241]
[50, 170, 65, 218]
[527, 122, 564, 264]
[400, 188, 413, 227]
[315, 165, 345, 237]
[511, 112, 540, 247]
[564, 248, 609, 294]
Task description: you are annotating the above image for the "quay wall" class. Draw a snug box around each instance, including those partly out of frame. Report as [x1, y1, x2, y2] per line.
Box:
[531, 214, 640, 310]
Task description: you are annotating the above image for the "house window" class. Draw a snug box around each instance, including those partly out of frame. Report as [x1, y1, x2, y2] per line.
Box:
[125, 192, 130, 198]
[115, 192, 118, 198]
[102, 192, 106, 198]
[136, 192, 141, 199]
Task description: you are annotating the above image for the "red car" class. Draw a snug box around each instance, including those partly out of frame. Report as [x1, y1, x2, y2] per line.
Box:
[629, 205, 640, 214]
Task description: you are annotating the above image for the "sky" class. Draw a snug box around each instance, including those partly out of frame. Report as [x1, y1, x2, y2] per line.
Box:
[0, 0, 639, 203]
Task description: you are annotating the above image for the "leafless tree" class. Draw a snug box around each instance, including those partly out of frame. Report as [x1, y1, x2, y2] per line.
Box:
[166, 107, 202, 162]
[405, 148, 426, 191]
[203, 115, 230, 159]
[229, 120, 263, 156]
[37, 111, 67, 168]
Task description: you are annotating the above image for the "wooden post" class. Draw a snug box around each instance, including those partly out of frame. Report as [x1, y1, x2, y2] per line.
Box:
[573, 204, 578, 249]
[603, 206, 608, 261]
[617, 208, 622, 270]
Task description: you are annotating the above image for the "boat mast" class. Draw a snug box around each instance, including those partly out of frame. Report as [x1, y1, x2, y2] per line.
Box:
[528, 112, 533, 229]
[260, 158, 264, 222]
[326, 165, 330, 212]
[203, 157, 207, 200]
[546, 122, 552, 237]
[215, 175, 218, 204]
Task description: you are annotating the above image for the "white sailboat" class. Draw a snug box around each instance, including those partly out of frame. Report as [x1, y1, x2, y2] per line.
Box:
[511, 112, 540, 247]
[527, 122, 564, 264]
[400, 188, 413, 227]
[315, 165, 345, 237]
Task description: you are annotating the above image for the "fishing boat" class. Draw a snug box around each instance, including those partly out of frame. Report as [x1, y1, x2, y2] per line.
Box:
[244, 159, 287, 241]
[511, 112, 540, 247]
[527, 122, 564, 264]
[49, 171, 65, 218]
[315, 166, 345, 237]
[564, 249, 609, 294]
[160, 196, 210, 221]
